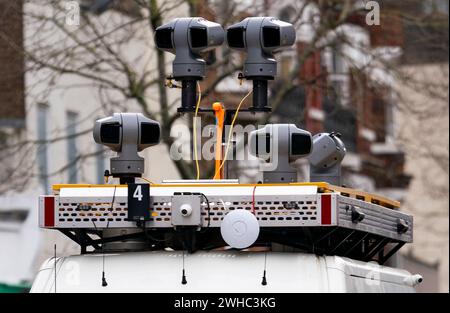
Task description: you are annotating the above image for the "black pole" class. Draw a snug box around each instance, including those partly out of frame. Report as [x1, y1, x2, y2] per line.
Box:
[180, 79, 198, 112]
[250, 79, 271, 112]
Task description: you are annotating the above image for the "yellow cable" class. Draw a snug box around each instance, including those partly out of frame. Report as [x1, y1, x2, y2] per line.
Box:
[213, 89, 253, 179]
[140, 177, 154, 185]
[193, 82, 202, 180]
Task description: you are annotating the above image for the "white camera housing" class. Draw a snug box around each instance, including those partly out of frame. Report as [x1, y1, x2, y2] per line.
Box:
[249, 124, 312, 183]
[179, 204, 193, 217]
[93, 113, 160, 181]
[171, 195, 202, 227]
[309, 132, 346, 185]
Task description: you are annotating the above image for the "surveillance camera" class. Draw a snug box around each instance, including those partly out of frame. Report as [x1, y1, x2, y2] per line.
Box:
[249, 124, 312, 183]
[155, 18, 225, 112]
[155, 17, 225, 66]
[179, 204, 193, 217]
[249, 124, 312, 160]
[93, 113, 161, 182]
[94, 114, 122, 152]
[404, 274, 423, 287]
[227, 17, 296, 111]
[155, 17, 224, 78]
[309, 132, 346, 185]
[309, 132, 346, 169]
[227, 17, 296, 76]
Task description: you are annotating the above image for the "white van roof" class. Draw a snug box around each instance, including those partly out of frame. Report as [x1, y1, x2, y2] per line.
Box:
[31, 250, 418, 293]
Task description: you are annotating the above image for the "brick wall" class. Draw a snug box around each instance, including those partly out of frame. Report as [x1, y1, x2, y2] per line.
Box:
[349, 69, 410, 188]
[297, 42, 325, 134]
[0, 0, 25, 127]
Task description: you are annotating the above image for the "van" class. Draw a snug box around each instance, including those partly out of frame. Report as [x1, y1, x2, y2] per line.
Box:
[30, 250, 421, 293]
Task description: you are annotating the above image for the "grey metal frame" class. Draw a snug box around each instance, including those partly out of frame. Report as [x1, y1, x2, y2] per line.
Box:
[40, 192, 413, 244]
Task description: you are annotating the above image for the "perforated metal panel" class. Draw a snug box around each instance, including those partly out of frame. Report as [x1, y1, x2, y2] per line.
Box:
[39, 185, 412, 243]
[336, 196, 413, 242]
[41, 194, 326, 229]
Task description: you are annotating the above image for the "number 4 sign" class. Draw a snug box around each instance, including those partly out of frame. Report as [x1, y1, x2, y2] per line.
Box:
[133, 185, 144, 201]
[127, 183, 151, 221]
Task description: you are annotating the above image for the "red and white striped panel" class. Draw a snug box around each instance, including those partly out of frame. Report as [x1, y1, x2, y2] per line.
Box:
[39, 196, 56, 228]
[319, 194, 337, 225]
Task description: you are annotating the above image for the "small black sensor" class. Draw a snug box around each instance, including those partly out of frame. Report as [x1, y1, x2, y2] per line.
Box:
[291, 133, 312, 155]
[190, 27, 208, 48]
[155, 28, 174, 49]
[227, 27, 246, 48]
[100, 123, 121, 144]
[140, 122, 160, 145]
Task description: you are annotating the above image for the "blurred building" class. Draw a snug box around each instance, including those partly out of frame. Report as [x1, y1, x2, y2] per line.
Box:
[393, 0, 449, 292]
[274, 0, 449, 293]
[0, 0, 448, 293]
[0, 0, 187, 290]
[218, 0, 448, 292]
[293, 0, 448, 292]
[0, 0, 37, 292]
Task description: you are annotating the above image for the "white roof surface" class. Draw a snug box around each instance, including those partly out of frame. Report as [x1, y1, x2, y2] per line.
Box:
[31, 251, 418, 293]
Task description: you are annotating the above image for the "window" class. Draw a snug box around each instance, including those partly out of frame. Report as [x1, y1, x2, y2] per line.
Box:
[66, 111, 79, 183]
[280, 54, 295, 79]
[0, 210, 28, 224]
[331, 44, 345, 74]
[37, 104, 49, 192]
[96, 144, 105, 184]
[330, 80, 344, 103]
[423, 0, 449, 15]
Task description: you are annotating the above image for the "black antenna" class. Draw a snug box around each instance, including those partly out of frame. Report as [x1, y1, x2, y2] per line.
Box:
[101, 218, 108, 287]
[101, 238, 108, 287]
[101, 185, 116, 287]
[92, 219, 107, 287]
[181, 250, 187, 285]
[261, 251, 267, 286]
[54, 244, 57, 293]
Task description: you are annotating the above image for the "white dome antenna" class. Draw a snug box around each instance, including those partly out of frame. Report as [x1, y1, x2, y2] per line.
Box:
[220, 210, 260, 249]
